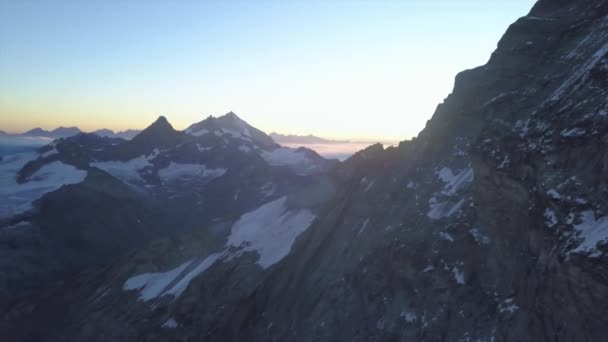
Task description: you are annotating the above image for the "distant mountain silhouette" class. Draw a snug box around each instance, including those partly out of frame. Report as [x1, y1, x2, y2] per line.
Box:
[270, 132, 349, 144]
[20, 126, 81, 139]
[1, 126, 141, 140]
[92, 128, 141, 140]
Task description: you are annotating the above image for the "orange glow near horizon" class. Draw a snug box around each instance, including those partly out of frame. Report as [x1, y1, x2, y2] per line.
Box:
[0, 1, 534, 141]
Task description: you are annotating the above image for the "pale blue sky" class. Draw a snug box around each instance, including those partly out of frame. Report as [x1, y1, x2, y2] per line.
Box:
[0, 0, 535, 140]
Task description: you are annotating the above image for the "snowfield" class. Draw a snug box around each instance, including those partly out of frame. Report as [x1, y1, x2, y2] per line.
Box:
[0, 153, 87, 218]
[436, 166, 474, 195]
[185, 127, 209, 137]
[123, 253, 221, 301]
[261, 147, 321, 176]
[123, 196, 316, 301]
[226, 196, 316, 268]
[261, 147, 310, 167]
[123, 261, 191, 301]
[157, 162, 226, 183]
[91, 149, 158, 184]
[570, 210, 608, 257]
[426, 165, 473, 221]
[427, 197, 465, 221]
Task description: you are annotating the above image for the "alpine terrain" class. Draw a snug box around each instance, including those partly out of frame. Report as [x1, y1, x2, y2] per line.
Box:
[2, 0, 608, 341]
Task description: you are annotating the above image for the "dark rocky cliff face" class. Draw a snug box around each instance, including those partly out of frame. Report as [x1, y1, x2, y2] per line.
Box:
[3, 0, 608, 341]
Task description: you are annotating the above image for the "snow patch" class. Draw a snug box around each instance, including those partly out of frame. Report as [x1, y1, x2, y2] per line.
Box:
[220, 128, 242, 139]
[482, 92, 508, 107]
[157, 162, 226, 183]
[422, 265, 435, 272]
[357, 218, 370, 236]
[123, 252, 221, 301]
[570, 210, 608, 257]
[469, 228, 490, 245]
[400, 311, 417, 323]
[561, 127, 585, 137]
[452, 266, 465, 285]
[123, 198, 316, 302]
[436, 166, 474, 195]
[162, 318, 178, 328]
[544, 208, 558, 228]
[92, 150, 158, 184]
[498, 298, 519, 314]
[0, 155, 87, 218]
[226, 197, 315, 268]
[547, 189, 562, 200]
[362, 178, 375, 192]
[427, 197, 464, 221]
[261, 147, 320, 175]
[164, 253, 222, 297]
[439, 232, 454, 242]
[196, 143, 213, 152]
[123, 262, 191, 301]
[548, 32, 608, 103]
[186, 128, 209, 137]
[498, 156, 510, 169]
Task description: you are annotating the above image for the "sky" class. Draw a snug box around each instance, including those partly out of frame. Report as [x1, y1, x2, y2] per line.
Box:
[0, 0, 536, 141]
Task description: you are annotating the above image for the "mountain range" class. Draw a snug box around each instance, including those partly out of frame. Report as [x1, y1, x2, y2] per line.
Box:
[0, 111, 336, 311]
[3, 125, 349, 146]
[2, 0, 608, 341]
[270, 132, 350, 145]
[0, 127, 142, 140]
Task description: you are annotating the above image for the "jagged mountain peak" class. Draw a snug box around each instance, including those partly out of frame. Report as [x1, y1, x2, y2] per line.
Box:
[151, 115, 171, 128]
[125, 115, 178, 145]
[215, 111, 253, 130]
[223, 111, 239, 119]
[188, 111, 247, 129]
[138, 115, 175, 135]
[208, 111, 249, 130]
[101, 116, 182, 160]
[185, 112, 277, 148]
